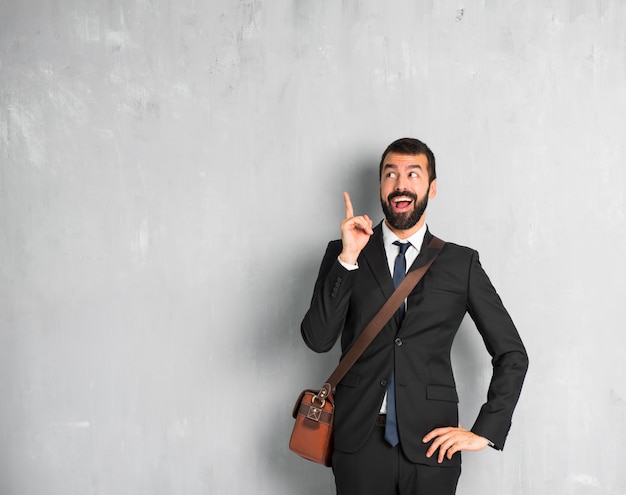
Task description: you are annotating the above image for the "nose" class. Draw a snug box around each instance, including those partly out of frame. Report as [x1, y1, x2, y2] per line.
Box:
[394, 174, 408, 191]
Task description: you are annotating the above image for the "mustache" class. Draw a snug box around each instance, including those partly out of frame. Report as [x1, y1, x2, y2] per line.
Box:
[387, 190, 418, 202]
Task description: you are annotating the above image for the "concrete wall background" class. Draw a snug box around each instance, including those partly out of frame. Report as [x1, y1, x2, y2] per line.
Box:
[1, 1, 625, 494]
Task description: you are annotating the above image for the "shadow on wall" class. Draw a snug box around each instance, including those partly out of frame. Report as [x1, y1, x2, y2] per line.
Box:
[250, 254, 339, 494]
[248, 155, 381, 494]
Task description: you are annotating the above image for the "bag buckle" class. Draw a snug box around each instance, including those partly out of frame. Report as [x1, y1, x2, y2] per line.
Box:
[311, 382, 332, 408]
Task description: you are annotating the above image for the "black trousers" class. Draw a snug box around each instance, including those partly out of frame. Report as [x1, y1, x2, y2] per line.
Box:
[332, 420, 461, 495]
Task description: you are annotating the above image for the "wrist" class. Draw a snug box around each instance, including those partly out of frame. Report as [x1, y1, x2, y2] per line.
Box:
[339, 250, 359, 265]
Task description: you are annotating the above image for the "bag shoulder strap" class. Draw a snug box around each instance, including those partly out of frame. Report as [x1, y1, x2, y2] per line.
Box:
[314, 236, 445, 402]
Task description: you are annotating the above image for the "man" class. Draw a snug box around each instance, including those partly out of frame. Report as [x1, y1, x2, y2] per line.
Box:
[300, 138, 528, 494]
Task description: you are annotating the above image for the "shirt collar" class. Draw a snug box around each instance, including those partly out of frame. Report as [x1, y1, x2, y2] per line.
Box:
[381, 221, 427, 253]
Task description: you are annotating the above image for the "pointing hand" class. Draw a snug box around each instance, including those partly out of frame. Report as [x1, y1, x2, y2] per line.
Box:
[339, 192, 373, 265]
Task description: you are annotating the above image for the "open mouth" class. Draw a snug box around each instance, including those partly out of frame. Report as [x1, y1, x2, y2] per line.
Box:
[391, 195, 414, 212]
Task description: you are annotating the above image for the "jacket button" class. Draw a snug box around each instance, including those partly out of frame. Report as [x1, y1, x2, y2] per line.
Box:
[395, 338, 403, 346]
[380, 379, 388, 386]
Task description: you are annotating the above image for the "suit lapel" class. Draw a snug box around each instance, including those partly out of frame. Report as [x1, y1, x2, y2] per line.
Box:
[360, 223, 395, 301]
[360, 225, 439, 294]
[407, 229, 437, 272]
[360, 224, 440, 332]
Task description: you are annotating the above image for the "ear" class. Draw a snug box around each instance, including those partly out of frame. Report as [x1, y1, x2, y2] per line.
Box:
[428, 179, 437, 199]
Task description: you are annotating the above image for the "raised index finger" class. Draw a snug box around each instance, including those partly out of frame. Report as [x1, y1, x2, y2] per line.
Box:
[343, 191, 354, 219]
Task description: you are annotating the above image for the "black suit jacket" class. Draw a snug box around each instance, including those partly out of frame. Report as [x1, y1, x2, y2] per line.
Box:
[301, 223, 528, 467]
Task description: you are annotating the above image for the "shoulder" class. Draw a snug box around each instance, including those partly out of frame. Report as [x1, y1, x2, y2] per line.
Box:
[441, 241, 477, 257]
[431, 240, 482, 275]
[428, 233, 477, 259]
[426, 229, 474, 256]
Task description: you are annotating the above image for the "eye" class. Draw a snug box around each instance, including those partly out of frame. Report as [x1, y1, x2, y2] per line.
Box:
[409, 171, 419, 178]
[386, 172, 397, 179]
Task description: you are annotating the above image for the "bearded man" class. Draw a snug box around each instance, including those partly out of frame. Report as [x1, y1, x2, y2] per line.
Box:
[300, 137, 528, 495]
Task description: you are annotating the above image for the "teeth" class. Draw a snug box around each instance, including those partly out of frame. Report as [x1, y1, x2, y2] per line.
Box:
[393, 197, 412, 203]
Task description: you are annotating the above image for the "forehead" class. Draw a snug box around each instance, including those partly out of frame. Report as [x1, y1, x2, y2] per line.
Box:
[382, 152, 429, 170]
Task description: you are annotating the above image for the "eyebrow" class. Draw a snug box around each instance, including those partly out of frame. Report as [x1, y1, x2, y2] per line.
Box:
[382, 163, 424, 171]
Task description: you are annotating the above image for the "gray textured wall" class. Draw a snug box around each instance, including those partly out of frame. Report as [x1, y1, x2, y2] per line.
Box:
[1, 1, 625, 494]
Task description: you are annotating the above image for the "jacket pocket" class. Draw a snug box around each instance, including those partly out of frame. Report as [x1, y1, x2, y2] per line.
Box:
[426, 384, 459, 403]
[424, 286, 464, 295]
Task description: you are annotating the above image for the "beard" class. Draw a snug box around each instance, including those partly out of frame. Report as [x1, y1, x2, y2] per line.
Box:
[380, 190, 429, 231]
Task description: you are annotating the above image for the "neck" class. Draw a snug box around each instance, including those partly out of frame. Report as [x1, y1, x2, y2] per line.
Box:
[384, 215, 426, 240]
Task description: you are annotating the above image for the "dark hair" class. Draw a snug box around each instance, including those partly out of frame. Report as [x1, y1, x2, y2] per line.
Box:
[378, 138, 436, 183]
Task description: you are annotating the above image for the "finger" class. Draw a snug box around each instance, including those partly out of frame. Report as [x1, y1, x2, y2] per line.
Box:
[437, 436, 459, 463]
[425, 432, 450, 458]
[447, 444, 460, 460]
[425, 428, 461, 460]
[439, 438, 455, 463]
[344, 215, 373, 234]
[423, 427, 452, 443]
[425, 441, 436, 458]
[426, 444, 436, 458]
[447, 435, 467, 460]
[422, 428, 439, 443]
[362, 214, 374, 234]
[343, 192, 354, 219]
[428, 439, 449, 462]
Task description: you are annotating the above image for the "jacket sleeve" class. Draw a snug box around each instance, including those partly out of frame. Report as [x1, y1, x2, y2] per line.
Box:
[466, 250, 529, 450]
[300, 241, 358, 353]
